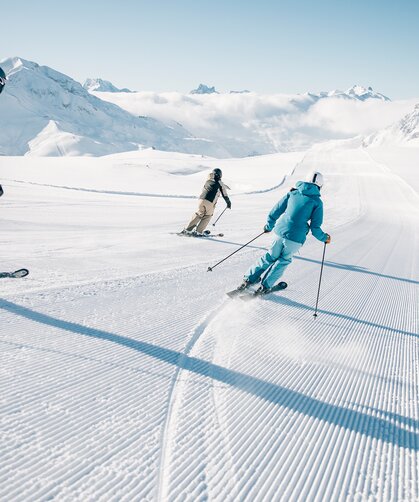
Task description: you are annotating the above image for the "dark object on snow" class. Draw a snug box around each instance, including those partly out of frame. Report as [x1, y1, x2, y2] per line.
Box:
[0, 67, 6, 94]
[227, 281, 287, 299]
[0, 268, 29, 279]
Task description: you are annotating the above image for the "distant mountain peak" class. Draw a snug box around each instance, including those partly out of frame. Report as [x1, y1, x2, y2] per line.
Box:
[1, 56, 40, 76]
[0, 56, 229, 157]
[312, 85, 390, 102]
[83, 78, 132, 93]
[190, 84, 218, 95]
[345, 85, 390, 101]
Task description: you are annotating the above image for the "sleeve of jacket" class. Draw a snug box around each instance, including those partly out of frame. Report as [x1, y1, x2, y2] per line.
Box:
[266, 193, 289, 231]
[219, 182, 231, 207]
[310, 201, 328, 242]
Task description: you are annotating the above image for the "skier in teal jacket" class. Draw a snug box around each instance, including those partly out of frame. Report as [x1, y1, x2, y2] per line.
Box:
[238, 171, 331, 294]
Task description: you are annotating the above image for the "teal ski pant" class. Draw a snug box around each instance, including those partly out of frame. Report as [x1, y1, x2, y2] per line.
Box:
[245, 234, 302, 289]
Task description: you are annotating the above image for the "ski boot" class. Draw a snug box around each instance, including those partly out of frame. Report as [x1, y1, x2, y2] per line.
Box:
[254, 284, 271, 296]
[226, 279, 252, 298]
[179, 229, 193, 236]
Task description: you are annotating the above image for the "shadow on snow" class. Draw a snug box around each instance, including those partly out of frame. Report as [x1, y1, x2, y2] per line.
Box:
[1, 299, 417, 450]
[265, 295, 418, 340]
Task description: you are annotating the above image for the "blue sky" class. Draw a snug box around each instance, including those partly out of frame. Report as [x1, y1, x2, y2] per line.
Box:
[2, 0, 418, 98]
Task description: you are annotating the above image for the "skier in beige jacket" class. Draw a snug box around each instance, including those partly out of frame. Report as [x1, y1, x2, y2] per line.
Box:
[181, 168, 231, 236]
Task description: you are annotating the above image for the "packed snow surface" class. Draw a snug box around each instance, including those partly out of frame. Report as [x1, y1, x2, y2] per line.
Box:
[0, 145, 418, 501]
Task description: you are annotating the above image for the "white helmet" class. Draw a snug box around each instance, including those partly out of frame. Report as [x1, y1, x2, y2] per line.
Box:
[305, 171, 324, 188]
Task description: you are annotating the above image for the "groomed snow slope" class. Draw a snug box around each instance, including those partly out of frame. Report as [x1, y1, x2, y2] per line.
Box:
[0, 147, 418, 501]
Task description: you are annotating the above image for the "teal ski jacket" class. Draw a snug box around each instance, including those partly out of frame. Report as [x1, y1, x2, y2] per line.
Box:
[265, 181, 328, 244]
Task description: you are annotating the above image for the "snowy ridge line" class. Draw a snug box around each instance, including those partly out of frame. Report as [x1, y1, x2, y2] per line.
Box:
[1, 178, 197, 199]
[241, 176, 286, 195]
[240, 150, 309, 195]
[2, 168, 300, 200]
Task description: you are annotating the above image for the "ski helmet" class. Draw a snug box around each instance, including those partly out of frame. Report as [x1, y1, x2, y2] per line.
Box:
[305, 171, 324, 188]
[0, 67, 6, 95]
[213, 168, 222, 180]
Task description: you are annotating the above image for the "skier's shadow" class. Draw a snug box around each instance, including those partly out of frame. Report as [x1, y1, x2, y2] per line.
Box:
[265, 295, 418, 340]
[1, 299, 418, 450]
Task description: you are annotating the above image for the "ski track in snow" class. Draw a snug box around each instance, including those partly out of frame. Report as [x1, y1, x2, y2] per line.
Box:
[0, 148, 418, 501]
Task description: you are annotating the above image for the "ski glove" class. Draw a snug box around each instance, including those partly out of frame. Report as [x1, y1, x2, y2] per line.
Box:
[325, 234, 331, 244]
[264, 225, 271, 233]
[225, 197, 232, 209]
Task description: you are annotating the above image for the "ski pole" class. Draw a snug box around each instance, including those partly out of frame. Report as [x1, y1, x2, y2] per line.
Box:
[212, 207, 228, 227]
[313, 242, 327, 318]
[207, 231, 265, 272]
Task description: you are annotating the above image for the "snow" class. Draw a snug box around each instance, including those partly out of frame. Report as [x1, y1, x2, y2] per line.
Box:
[190, 84, 218, 94]
[0, 57, 228, 158]
[83, 78, 132, 93]
[1, 56, 415, 158]
[97, 88, 416, 156]
[363, 103, 419, 147]
[0, 144, 418, 501]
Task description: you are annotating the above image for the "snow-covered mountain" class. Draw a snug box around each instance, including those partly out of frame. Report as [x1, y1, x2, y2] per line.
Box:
[0, 57, 414, 157]
[0, 57, 228, 157]
[83, 78, 132, 93]
[190, 84, 218, 94]
[97, 85, 413, 156]
[314, 85, 390, 101]
[363, 103, 419, 147]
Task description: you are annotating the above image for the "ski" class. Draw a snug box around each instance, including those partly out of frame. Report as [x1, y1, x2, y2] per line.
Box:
[172, 231, 224, 238]
[226, 287, 248, 298]
[227, 281, 287, 300]
[0, 268, 29, 279]
[202, 230, 224, 237]
[243, 281, 288, 300]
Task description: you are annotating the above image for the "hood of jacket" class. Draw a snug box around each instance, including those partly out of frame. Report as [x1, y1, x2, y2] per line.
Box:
[295, 181, 321, 198]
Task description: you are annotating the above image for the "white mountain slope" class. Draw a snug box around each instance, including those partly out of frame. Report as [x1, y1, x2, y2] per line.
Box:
[363, 103, 419, 147]
[83, 78, 133, 93]
[0, 145, 417, 501]
[96, 85, 414, 156]
[0, 57, 228, 157]
[319, 85, 390, 101]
